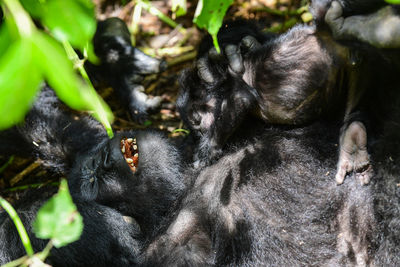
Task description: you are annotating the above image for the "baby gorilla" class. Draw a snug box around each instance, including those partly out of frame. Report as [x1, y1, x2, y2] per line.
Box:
[87, 17, 166, 123]
[178, 20, 400, 185]
[144, 116, 400, 266]
[309, 0, 386, 24]
[320, 1, 400, 49]
[0, 88, 185, 266]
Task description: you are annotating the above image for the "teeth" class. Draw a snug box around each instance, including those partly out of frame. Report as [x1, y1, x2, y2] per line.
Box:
[121, 146, 125, 153]
[133, 145, 138, 150]
[126, 158, 133, 164]
[127, 138, 133, 143]
[133, 153, 138, 158]
[133, 138, 137, 144]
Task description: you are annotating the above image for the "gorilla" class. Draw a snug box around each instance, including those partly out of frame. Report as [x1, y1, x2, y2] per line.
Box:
[0, 87, 186, 266]
[1, 89, 400, 266]
[87, 17, 167, 123]
[0, 16, 400, 267]
[177, 19, 400, 186]
[322, 1, 400, 49]
[309, 0, 387, 24]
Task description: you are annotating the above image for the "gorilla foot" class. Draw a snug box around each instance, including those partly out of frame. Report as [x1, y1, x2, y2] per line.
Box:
[335, 121, 373, 185]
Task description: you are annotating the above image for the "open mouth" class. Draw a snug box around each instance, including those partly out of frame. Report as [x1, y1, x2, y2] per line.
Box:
[120, 137, 139, 172]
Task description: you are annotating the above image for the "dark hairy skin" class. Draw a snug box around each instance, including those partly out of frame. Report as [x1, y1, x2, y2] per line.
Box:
[309, 0, 386, 24]
[87, 17, 167, 123]
[0, 88, 186, 266]
[1, 89, 400, 266]
[144, 118, 400, 266]
[324, 1, 400, 49]
[178, 20, 400, 185]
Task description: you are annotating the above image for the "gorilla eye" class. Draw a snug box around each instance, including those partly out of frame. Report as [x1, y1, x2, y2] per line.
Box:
[120, 137, 139, 173]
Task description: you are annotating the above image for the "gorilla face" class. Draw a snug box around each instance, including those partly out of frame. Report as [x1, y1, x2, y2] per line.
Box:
[68, 130, 185, 235]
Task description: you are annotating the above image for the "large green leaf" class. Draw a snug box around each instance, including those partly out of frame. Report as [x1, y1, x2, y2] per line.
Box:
[193, 0, 233, 52]
[32, 32, 114, 132]
[33, 179, 83, 248]
[0, 39, 42, 130]
[0, 23, 12, 57]
[20, 0, 46, 18]
[385, 0, 400, 4]
[43, 0, 96, 50]
[32, 32, 90, 111]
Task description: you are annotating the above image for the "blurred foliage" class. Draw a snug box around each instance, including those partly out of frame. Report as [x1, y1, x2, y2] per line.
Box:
[0, 180, 83, 267]
[386, 0, 400, 4]
[171, 0, 187, 17]
[193, 0, 234, 53]
[34, 179, 83, 248]
[0, 0, 113, 137]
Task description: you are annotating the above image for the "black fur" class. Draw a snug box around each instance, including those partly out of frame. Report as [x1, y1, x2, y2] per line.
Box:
[310, 0, 386, 23]
[178, 21, 399, 167]
[144, 116, 400, 266]
[87, 17, 166, 123]
[1, 88, 400, 266]
[0, 88, 185, 266]
[1, 19, 400, 267]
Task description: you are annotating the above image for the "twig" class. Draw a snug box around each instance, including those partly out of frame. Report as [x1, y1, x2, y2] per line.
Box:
[139, 0, 186, 34]
[5, 181, 60, 192]
[10, 160, 42, 186]
[0, 156, 14, 174]
[130, 1, 142, 46]
[251, 5, 307, 16]
[140, 46, 194, 58]
[167, 51, 197, 67]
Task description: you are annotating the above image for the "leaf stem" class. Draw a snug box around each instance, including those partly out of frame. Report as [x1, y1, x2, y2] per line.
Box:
[62, 40, 114, 138]
[1, 255, 29, 267]
[1, 0, 36, 37]
[0, 155, 14, 174]
[138, 0, 186, 34]
[0, 197, 34, 256]
[212, 34, 220, 54]
[38, 240, 53, 261]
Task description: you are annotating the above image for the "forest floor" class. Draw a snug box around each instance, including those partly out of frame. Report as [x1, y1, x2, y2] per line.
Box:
[0, 0, 308, 202]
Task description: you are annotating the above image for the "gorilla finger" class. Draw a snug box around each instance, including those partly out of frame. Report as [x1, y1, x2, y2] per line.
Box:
[208, 47, 223, 62]
[225, 44, 244, 74]
[197, 57, 215, 84]
[240, 35, 261, 52]
[325, 1, 344, 26]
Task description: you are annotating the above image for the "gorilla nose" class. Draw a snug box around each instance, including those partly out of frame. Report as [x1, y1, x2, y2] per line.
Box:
[102, 147, 113, 169]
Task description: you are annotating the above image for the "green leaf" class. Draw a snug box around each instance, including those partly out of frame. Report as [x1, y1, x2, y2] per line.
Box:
[193, 0, 233, 53]
[31, 32, 90, 111]
[84, 41, 100, 65]
[42, 0, 96, 50]
[33, 179, 83, 248]
[20, 0, 46, 18]
[385, 0, 400, 4]
[0, 38, 42, 130]
[32, 33, 114, 135]
[172, 0, 187, 17]
[0, 23, 12, 56]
